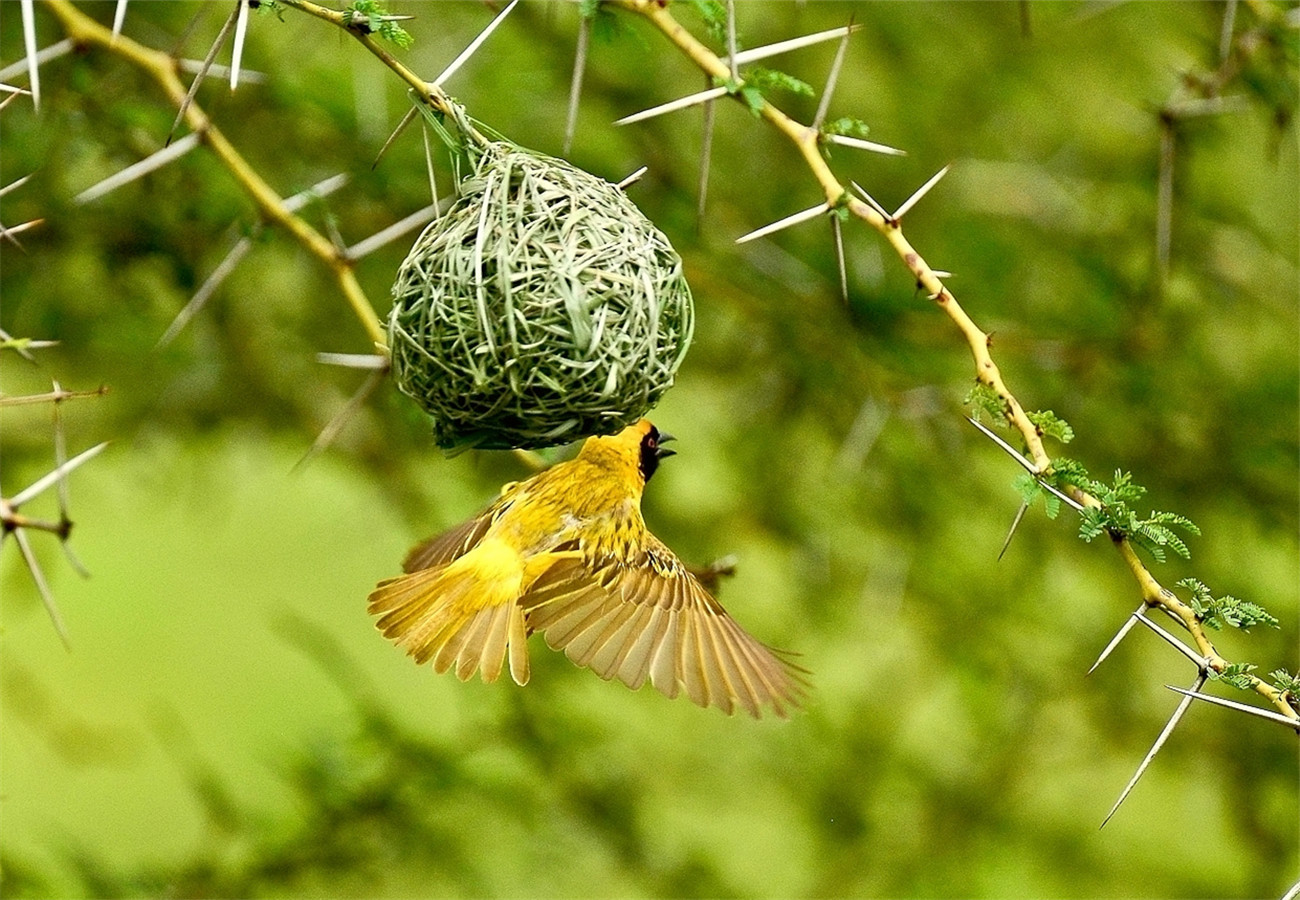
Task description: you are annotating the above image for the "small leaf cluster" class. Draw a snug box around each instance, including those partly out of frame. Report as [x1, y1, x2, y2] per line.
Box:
[1270, 670, 1300, 704]
[1209, 662, 1259, 691]
[964, 383, 1007, 424]
[819, 117, 873, 157]
[1026, 409, 1074, 445]
[254, 0, 285, 20]
[1014, 472, 1062, 520]
[1178, 578, 1279, 632]
[687, 0, 729, 44]
[342, 0, 413, 48]
[716, 68, 814, 116]
[823, 116, 872, 139]
[580, 0, 628, 41]
[1053, 464, 1200, 562]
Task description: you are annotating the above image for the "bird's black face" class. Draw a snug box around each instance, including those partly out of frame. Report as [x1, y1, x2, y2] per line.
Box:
[639, 425, 676, 483]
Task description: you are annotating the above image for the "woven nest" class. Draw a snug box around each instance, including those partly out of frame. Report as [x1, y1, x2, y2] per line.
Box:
[388, 140, 694, 450]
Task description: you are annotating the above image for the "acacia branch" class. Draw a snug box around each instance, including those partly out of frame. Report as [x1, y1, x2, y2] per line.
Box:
[277, 0, 488, 147]
[42, 0, 385, 348]
[608, 0, 1296, 724]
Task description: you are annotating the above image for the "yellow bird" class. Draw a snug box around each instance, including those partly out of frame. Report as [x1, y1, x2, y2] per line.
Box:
[367, 420, 804, 718]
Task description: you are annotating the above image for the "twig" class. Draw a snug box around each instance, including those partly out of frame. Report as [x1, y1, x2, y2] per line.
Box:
[0, 384, 107, 407]
[168, 3, 239, 145]
[44, 0, 384, 348]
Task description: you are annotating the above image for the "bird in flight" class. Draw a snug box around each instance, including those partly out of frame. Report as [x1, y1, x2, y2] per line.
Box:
[368, 420, 804, 718]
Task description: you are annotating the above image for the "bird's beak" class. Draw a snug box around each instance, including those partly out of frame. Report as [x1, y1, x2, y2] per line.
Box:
[656, 431, 676, 458]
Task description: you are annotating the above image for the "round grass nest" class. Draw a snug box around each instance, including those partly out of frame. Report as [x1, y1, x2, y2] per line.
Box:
[388, 140, 694, 450]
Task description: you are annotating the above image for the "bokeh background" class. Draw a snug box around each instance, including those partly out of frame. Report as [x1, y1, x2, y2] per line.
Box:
[2, 2, 1296, 897]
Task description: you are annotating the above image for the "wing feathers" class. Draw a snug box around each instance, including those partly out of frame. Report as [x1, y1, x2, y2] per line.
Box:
[520, 551, 802, 717]
[374, 496, 806, 715]
[402, 513, 495, 572]
[584, 602, 653, 681]
[647, 609, 682, 699]
[613, 604, 666, 690]
[366, 548, 532, 686]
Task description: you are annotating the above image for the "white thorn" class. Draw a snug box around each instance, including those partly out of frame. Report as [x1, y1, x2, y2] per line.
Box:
[725, 0, 739, 82]
[112, 0, 129, 39]
[563, 15, 592, 157]
[850, 180, 890, 220]
[157, 236, 254, 348]
[0, 218, 44, 239]
[373, 105, 419, 170]
[721, 25, 861, 67]
[965, 416, 1086, 512]
[615, 86, 729, 126]
[1087, 604, 1146, 675]
[345, 202, 441, 260]
[827, 133, 908, 156]
[75, 132, 202, 205]
[0, 173, 34, 199]
[283, 173, 350, 213]
[616, 166, 648, 190]
[230, 0, 251, 91]
[13, 529, 70, 649]
[20, 0, 39, 110]
[316, 353, 389, 369]
[421, 119, 439, 208]
[965, 415, 1037, 473]
[735, 202, 831, 244]
[811, 26, 851, 133]
[1133, 612, 1206, 667]
[178, 60, 268, 84]
[1167, 95, 1250, 118]
[434, 0, 520, 87]
[1101, 673, 1205, 829]
[10, 443, 110, 508]
[0, 38, 73, 85]
[830, 213, 848, 303]
[1165, 685, 1300, 731]
[892, 164, 951, 220]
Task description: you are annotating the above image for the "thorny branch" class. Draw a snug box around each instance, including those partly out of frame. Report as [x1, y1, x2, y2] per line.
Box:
[605, 0, 1297, 725]
[41, 0, 386, 348]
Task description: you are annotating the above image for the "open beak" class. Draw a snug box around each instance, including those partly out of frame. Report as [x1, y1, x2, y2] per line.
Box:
[656, 431, 677, 458]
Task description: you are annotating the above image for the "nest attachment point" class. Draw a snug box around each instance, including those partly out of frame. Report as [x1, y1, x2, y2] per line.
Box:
[388, 141, 694, 450]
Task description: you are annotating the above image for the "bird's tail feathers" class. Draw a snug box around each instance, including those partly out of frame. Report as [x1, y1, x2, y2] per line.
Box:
[368, 543, 531, 685]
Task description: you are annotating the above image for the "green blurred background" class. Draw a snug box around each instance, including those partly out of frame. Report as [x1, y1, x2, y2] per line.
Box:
[2, 1, 1296, 897]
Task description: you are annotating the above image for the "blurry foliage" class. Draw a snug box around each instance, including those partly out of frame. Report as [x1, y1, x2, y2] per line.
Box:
[1, 2, 1297, 898]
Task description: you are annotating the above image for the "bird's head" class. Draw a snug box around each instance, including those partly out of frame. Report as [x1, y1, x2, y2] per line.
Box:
[580, 419, 676, 484]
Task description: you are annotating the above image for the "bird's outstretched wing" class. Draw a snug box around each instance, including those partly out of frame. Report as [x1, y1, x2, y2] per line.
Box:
[402, 512, 496, 573]
[401, 480, 530, 573]
[520, 536, 806, 718]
